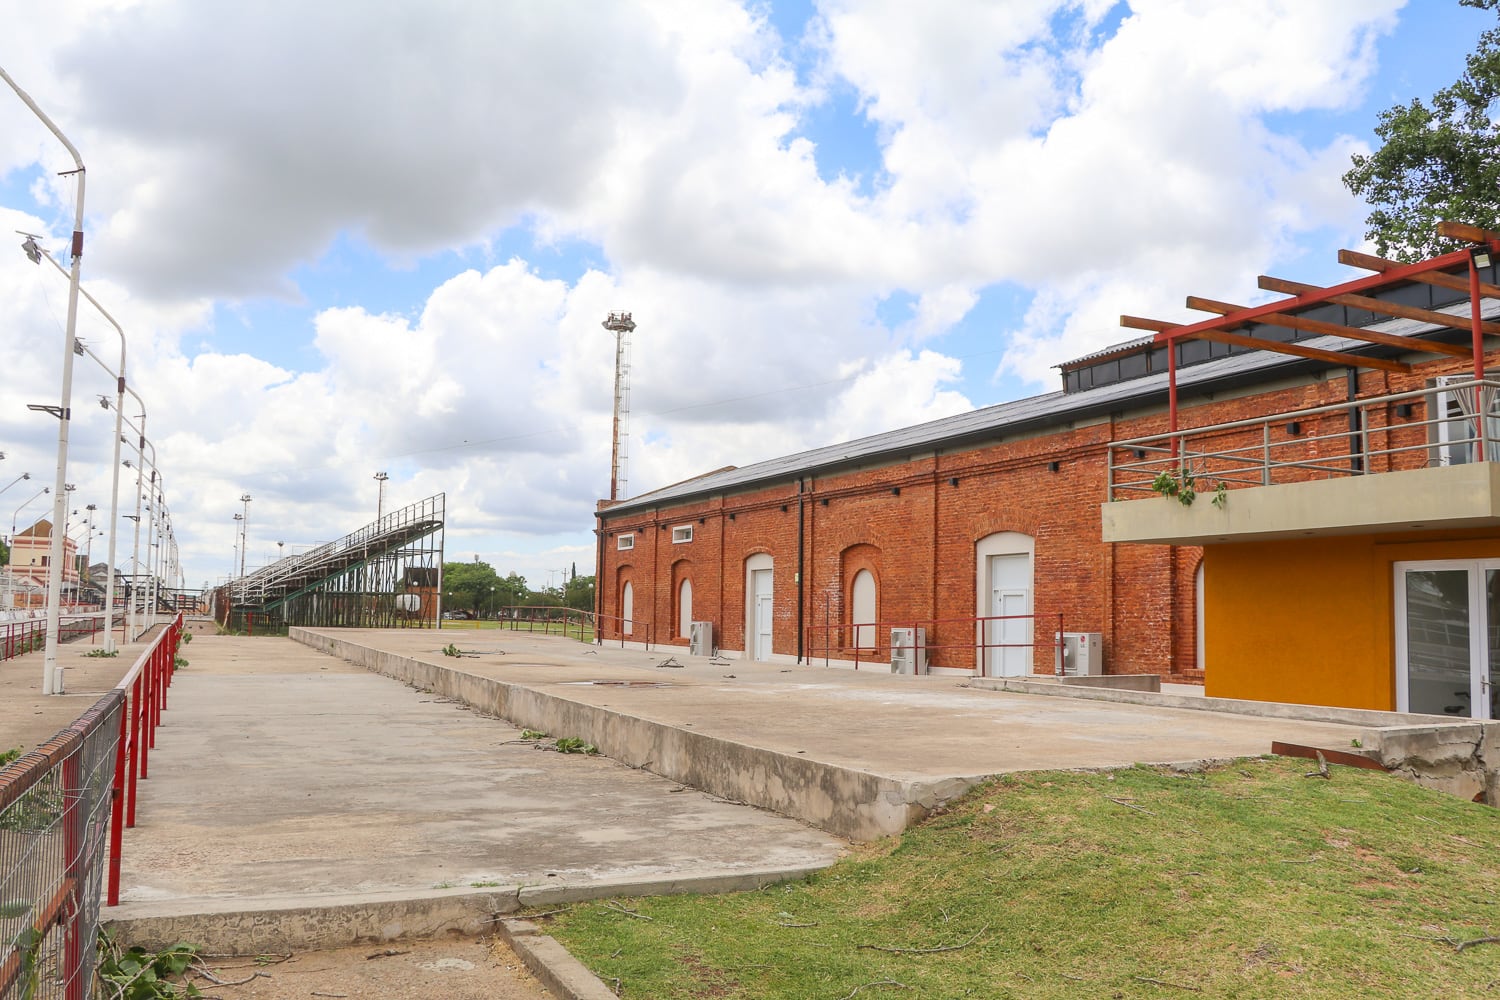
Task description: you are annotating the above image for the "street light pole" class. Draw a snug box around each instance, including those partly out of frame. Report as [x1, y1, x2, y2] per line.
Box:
[374, 471, 388, 522]
[37, 247, 128, 649]
[2, 64, 88, 696]
[0, 473, 31, 501]
[239, 493, 252, 578]
[6, 486, 49, 611]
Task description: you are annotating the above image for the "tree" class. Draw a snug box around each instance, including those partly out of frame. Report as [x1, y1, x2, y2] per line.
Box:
[1344, 0, 1500, 260]
[441, 560, 502, 617]
[563, 574, 595, 612]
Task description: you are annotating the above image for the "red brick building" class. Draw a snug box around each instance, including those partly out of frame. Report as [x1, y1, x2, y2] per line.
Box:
[595, 238, 1500, 704]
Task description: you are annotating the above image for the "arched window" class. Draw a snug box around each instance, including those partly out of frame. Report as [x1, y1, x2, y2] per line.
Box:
[679, 578, 693, 638]
[622, 581, 634, 636]
[851, 569, 876, 648]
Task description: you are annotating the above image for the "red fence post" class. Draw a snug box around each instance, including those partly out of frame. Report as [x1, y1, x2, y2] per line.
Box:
[127, 674, 142, 824]
[107, 701, 127, 906]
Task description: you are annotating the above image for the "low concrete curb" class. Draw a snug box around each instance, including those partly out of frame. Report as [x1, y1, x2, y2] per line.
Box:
[499, 920, 618, 1000]
[106, 866, 827, 955]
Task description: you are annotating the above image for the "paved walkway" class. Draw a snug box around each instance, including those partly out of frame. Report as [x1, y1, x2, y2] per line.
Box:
[0, 617, 215, 752]
[108, 634, 844, 956]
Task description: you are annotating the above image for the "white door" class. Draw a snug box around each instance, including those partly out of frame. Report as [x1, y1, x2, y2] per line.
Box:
[752, 568, 773, 660]
[678, 579, 693, 638]
[621, 581, 634, 636]
[851, 569, 876, 648]
[986, 553, 1031, 677]
[1395, 559, 1500, 719]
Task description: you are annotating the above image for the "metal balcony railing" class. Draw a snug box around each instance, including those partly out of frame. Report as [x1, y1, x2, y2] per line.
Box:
[1108, 378, 1500, 501]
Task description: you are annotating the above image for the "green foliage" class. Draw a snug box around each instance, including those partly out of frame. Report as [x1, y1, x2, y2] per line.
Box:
[546, 759, 1500, 998]
[1344, 0, 1500, 260]
[520, 729, 550, 740]
[441, 643, 461, 657]
[552, 737, 598, 755]
[1211, 480, 1229, 510]
[84, 648, 120, 658]
[1150, 468, 1197, 506]
[442, 560, 529, 618]
[0, 747, 21, 769]
[173, 655, 188, 670]
[96, 931, 202, 999]
[181, 631, 192, 644]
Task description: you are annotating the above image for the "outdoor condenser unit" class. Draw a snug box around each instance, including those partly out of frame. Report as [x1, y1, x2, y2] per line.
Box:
[890, 627, 928, 675]
[689, 621, 714, 657]
[1054, 631, 1104, 676]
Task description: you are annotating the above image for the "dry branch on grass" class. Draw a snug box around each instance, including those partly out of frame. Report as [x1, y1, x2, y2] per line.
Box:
[856, 925, 988, 955]
[838, 977, 908, 999]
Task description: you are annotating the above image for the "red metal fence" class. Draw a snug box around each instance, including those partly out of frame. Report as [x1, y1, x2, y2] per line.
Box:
[1, 616, 112, 664]
[0, 614, 182, 999]
[804, 613, 1065, 674]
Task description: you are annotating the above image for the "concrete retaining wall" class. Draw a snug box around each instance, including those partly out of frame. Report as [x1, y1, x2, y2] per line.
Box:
[291, 629, 977, 841]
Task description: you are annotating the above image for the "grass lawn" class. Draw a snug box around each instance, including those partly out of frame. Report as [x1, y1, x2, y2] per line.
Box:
[541, 758, 1500, 999]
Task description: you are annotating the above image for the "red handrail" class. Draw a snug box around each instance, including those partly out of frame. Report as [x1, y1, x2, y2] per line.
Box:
[106, 612, 184, 906]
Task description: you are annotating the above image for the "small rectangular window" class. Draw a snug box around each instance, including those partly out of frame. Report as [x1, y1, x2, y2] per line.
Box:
[616, 534, 635, 551]
[671, 525, 693, 544]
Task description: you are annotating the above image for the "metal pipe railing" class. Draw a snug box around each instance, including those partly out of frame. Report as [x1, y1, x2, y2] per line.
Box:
[803, 612, 1066, 673]
[1108, 378, 1500, 500]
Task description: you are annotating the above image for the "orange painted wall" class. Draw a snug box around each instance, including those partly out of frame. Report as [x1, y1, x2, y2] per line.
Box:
[1204, 529, 1500, 710]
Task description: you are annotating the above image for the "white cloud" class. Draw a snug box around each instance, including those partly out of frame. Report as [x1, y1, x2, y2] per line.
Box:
[0, 0, 1416, 589]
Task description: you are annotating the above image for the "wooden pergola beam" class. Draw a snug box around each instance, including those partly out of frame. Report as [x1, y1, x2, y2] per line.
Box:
[1185, 294, 1462, 360]
[1258, 275, 1500, 342]
[1338, 248, 1500, 300]
[1118, 314, 1413, 373]
[1436, 220, 1500, 244]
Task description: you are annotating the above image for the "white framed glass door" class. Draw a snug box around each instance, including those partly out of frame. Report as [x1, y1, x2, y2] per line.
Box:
[1394, 559, 1500, 718]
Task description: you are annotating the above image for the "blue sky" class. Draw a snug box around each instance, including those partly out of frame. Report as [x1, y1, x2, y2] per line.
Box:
[0, 0, 1488, 591]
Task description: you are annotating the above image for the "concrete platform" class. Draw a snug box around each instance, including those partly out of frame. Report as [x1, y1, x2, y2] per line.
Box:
[295, 627, 1379, 842]
[107, 635, 843, 953]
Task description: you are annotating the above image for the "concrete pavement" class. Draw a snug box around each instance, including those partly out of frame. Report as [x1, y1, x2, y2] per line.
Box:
[300, 626, 1376, 840]
[107, 634, 844, 954]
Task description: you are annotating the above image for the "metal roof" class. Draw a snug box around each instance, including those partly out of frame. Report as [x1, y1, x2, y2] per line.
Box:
[603, 300, 1497, 518]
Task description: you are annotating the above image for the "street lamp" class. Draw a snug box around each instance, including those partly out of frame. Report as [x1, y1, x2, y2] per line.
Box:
[6, 486, 49, 611]
[374, 471, 389, 522]
[232, 514, 243, 578]
[3, 64, 88, 696]
[36, 246, 130, 650]
[0, 472, 31, 501]
[239, 493, 251, 578]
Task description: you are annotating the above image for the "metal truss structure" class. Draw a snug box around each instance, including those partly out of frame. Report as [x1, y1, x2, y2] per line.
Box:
[213, 493, 444, 632]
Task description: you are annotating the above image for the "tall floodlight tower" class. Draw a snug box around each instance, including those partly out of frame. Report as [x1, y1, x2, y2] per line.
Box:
[374, 471, 389, 522]
[601, 312, 635, 501]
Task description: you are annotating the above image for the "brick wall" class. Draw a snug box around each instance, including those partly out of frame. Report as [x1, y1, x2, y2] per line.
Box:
[596, 352, 1497, 678]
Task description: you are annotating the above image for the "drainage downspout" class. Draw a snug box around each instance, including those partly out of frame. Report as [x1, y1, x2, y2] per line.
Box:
[593, 513, 604, 644]
[796, 477, 806, 663]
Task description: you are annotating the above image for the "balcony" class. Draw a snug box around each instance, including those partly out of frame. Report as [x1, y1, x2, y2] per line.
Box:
[1102, 379, 1500, 545]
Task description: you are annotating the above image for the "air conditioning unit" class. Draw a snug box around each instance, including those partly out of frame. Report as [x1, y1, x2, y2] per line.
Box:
[1055, 631, 1104, 676]
[890, 627, 928, 675]
[689, 621, 714, 657]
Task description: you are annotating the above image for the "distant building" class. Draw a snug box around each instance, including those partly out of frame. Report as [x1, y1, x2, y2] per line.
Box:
[4, 519, 78, 609]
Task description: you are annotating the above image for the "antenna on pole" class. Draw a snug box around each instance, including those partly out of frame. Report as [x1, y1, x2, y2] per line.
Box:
[602, 312, 635, 501]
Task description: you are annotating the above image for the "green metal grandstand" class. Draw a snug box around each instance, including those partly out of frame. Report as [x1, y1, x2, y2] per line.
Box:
[213, 493, 444, 632]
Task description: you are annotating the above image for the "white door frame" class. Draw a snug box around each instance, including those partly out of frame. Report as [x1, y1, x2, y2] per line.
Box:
[1394, 558, 1500, 718]
[975, 533, 1034, 677]
[745, 553, 774, 660]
